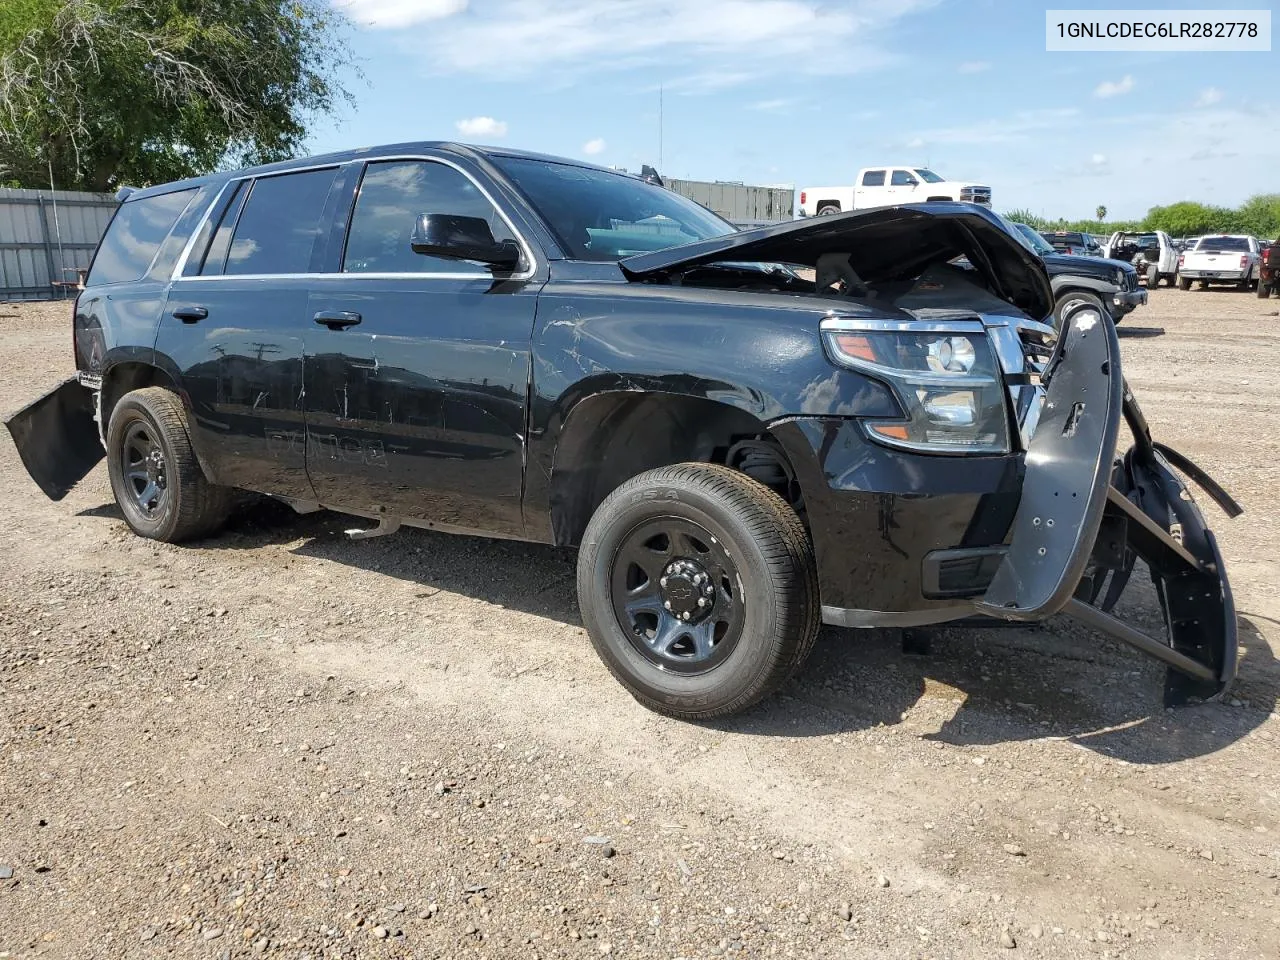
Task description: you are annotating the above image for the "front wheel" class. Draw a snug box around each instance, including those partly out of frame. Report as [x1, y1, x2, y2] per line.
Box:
[577, 463, 820, 720]
[1054, 290, 1107, 327]
[106, 387, 232, 542]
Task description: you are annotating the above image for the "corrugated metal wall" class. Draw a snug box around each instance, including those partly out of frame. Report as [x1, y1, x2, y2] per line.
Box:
[665, 178, 795, 227]
[0, 188, 117, 301]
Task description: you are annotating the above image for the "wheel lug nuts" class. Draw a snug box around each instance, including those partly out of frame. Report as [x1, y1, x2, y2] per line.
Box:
[660, 577, 668, 587]
[680, 612, 690, 621]
[697, 598, 707, 608]
[663, 601, 672, 610]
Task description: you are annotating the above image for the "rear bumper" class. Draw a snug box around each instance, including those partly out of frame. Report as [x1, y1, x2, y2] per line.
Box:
[1180, 269, 1246, 281]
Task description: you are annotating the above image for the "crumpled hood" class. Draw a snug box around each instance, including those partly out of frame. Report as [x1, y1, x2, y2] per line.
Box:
[1042, 251, 1135, 280]
[620, 202, 1054, 321]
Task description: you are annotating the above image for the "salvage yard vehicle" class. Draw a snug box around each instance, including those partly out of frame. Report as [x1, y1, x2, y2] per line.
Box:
[1260, 238, 1280, 299]
[5, 142, 1241, 719]
[1178, 234, 1261, 290]
[1039, 231, 1098, 257]
[1103, 230, 1180, 288]
[1010, 222, 1147, 325]
[798, 167, 991, 217]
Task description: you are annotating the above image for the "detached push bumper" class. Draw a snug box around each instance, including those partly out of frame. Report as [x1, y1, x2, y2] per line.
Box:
[1111, 288, 1147, 315]
[975, 308, 1242, 704]
[4, 377, 103, 500]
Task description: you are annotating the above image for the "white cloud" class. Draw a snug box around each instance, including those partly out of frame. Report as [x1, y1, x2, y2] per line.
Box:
[1094, 74, 1134, 99]
[906, 136, 925, 148]
[1194, 86, 1223, 107]
[582, 138, 606, 156]
[454, 116, 508, 138]
[1091, 153, 1106, 165]
[907, 107, 1080, 147]
[334, 0, 468, 28]
[957, 61, 990, 74]
[750, 97, 797, 112]
[346, 0, 941, 84]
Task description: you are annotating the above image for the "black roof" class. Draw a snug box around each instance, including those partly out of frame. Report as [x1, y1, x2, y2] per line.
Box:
[126, 142, 620, 202]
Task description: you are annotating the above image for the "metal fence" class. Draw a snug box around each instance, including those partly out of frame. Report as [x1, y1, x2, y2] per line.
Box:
[665, 178, 795, 228]
[0, 188, 117, 301]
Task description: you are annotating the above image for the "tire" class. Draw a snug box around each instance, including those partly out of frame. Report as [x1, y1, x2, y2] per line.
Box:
[1054, 290, 1107, 327]
[1198, 280, 1209, 290]
[1258, 282, 1272, 299]
[1146, 264, 1159, 287]
[1163, 273, 1176, 288]
[106, 386, 232, 543]
[816, 204, 840, 216]
[1178, 276, 1192, 291]
[577, 463, 820, 720]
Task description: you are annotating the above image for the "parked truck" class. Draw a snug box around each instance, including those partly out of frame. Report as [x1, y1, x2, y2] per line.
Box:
[1177, 235, 1261, 290]
[1256, 238, 1279, 298]
[798, 167, 991, 217]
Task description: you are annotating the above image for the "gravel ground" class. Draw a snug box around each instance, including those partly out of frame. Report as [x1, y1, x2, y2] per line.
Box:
[1, 289, 1278, 959]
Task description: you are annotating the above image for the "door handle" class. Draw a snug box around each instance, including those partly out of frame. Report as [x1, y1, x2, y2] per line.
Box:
[313, 310, 362, 330]
[172, 306, 208, 324]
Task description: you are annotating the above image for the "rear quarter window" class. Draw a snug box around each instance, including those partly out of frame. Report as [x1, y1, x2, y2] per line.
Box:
[224, 168, 339, 275]
[88, 188, 198, 285]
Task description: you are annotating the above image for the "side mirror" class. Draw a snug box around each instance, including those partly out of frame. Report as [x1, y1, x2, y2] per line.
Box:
[410, 214, 521, 270]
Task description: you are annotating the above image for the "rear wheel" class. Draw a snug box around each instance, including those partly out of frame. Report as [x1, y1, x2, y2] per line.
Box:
[1178, 276, 1192, 291]
[106, 387, 232, 542]
[816, 203, 841, 216]
[1146, 264, 1159, 287]
[1259, 281, 1273, 299]
[1198, 280, 1210, 290]
[577, 463, 819, 720]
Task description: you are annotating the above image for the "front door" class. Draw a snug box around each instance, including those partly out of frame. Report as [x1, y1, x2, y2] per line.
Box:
[302, 158, 540, 537]
[159, 167, 341, 500]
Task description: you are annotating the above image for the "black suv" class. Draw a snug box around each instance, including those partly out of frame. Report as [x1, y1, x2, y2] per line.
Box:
[1012, 223, 1146, 325]
[7, 143, 1241, 718]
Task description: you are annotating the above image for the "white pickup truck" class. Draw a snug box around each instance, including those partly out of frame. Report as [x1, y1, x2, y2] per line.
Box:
[1177, 235, 1262, 290]
[1102, 230, 1181, 288]
[798, 167, 992, 217]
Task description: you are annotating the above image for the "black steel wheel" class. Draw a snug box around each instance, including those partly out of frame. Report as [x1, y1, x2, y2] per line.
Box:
[106, 387, 232, 542]
[578, 463, 819, 720]
[609, 517, 746, 675]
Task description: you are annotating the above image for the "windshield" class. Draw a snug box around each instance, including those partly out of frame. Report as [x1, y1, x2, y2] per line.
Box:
[493, 156, 735, 261]
[913, 169, 945, 184]
[1196, 236, 1250, 253]
[1006, 219, 1056, 256]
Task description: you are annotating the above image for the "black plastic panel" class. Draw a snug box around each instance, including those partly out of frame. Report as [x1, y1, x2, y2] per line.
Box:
[4, 378, 103, 501]
[976, 309, 1123, 619]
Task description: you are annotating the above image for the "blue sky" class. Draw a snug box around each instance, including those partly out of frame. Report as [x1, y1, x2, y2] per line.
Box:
[312, 0, 1275, 221]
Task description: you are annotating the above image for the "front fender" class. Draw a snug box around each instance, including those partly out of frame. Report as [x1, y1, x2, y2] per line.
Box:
[1050, 275, 1118, 298]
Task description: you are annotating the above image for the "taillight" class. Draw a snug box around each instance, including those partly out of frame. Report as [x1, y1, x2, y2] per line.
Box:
[1178, 254, 1185, 267]
[799, 191, 807, 205]
[1240, 255, 1249, 268]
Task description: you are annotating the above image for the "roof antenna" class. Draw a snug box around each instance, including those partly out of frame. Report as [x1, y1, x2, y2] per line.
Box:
[658, 83, 664, 172]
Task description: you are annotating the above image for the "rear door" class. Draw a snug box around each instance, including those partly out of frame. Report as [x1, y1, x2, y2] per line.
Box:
[158, 166, 341, 499]
[301, 156, 541, 537]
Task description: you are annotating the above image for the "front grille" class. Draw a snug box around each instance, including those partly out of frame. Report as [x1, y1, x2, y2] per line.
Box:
[1123, 270, 1139, 292]
[960, 187, 992, 206]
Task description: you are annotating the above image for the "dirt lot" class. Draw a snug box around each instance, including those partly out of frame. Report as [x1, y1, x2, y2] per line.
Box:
[1, 290, 1278, 959]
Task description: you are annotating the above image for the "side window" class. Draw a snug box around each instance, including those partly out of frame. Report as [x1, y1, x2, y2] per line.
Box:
[224, 168, 338, 275]
[861, 170, 886, 187]
[343, 160, 516, 274]
[88, 188, 198, 285]
[890, 169, 917, 187]
[198, 181, 247, 275]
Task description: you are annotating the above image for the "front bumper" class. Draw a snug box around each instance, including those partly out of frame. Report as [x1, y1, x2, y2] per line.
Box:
[775, 309, 1241, 703]
[1111, 288, 1147, 316]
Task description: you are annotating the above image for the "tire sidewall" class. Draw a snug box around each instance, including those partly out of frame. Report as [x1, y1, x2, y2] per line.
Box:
[578, 481, 783, 714]
[106, 396, 182, 540]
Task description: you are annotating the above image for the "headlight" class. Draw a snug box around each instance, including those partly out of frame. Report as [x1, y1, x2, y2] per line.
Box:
[822, 319, 1009, 454]
[1113, 268, 1127, 286]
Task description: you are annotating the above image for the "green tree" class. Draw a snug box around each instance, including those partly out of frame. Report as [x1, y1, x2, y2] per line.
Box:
[1236, 194, 1280, 239]
[0, 0, 354, 191]
[1095, 204, 1106, 222]
[1141, 201, 1239, 237]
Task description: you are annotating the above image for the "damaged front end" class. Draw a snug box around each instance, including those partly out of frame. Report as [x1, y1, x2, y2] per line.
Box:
[975, 305, 1241, 704]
